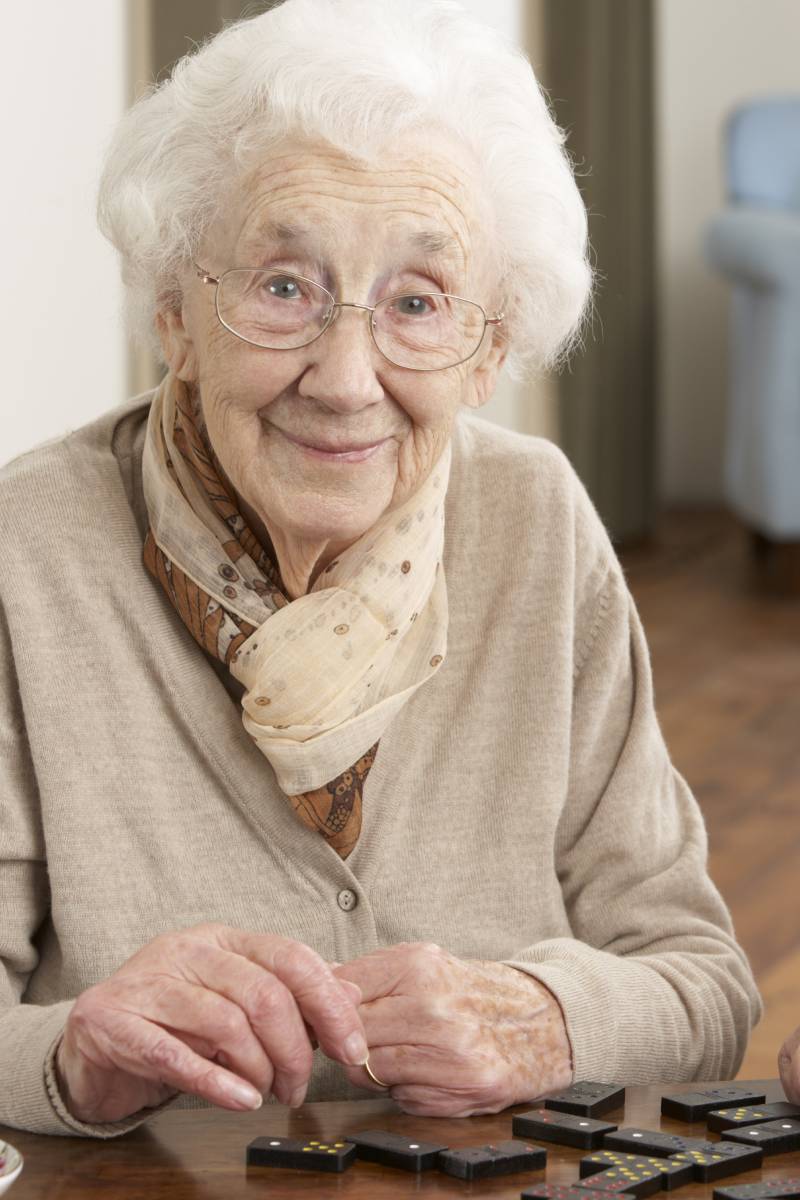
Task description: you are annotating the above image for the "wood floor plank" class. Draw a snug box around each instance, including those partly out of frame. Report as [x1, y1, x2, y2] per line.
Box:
[621, 509, 800, 1081]
[737, 948, 800, 1080]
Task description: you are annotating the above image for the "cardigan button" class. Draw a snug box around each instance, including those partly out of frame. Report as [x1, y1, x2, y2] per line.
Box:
[337, 889, 358, 912]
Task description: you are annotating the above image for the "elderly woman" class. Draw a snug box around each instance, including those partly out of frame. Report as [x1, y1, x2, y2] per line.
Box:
[0, 0, 759, 1138]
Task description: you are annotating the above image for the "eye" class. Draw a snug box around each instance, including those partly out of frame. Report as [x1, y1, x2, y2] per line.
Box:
[393, 294, 436, 317]
[267, 275, 303, 300]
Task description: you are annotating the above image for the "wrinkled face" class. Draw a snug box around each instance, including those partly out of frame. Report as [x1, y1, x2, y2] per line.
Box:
[159, 133, 506, 549]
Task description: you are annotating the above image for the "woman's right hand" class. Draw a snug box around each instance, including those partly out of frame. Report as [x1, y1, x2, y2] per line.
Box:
[54, 923, 367, 1124]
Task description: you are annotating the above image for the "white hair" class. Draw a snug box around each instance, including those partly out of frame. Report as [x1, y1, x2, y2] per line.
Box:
[98, 0, 591, 374]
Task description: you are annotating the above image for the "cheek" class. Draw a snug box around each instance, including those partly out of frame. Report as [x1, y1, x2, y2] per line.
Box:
[197, 341, 296, 430]
[195, 350, 300, 488]
[397, 369, 469, 432]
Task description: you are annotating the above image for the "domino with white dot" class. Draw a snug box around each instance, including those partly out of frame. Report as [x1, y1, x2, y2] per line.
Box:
[513, 1107, 619, 1149]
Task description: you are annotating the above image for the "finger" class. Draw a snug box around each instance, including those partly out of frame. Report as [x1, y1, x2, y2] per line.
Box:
[339, 979, 362, 1005]
[215, 929, 368, 1067]
[110, 974, 276, 1099]
[174, 943, 315, 1105]
[391, 1083, 491, 1118]
[90, 1007, 263, 1111]
[344, 1042, 476, 1094]
[334, 942, 442, 1005]
[352, 993, 434, 1048]
[333, 949, 408, 1005]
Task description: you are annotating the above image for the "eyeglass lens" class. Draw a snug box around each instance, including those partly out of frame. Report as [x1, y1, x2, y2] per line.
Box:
[215, 269, 487, 369]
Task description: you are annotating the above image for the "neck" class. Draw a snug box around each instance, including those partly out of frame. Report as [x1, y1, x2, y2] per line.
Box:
[238, 495, 351, 598]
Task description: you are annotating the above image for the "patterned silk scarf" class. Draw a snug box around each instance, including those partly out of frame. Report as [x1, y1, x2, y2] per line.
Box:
[141, 375, 449, 858]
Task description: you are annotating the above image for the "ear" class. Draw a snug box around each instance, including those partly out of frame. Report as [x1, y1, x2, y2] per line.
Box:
[462, 325, 509, 410]
[156, 304, 199, 382]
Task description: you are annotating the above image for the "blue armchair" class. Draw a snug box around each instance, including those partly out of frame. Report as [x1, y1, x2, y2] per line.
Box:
[705, 96, 800, 541]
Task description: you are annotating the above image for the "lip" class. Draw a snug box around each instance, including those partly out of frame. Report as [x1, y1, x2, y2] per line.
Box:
[275, 427, 391, 463]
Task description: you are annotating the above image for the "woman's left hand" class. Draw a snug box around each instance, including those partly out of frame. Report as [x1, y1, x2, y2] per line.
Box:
[333, 942, 572, 1116]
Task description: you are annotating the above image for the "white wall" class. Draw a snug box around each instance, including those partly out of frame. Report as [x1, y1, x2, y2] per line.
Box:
[0, 2, 126, 468]
[655, 0, 800, 503]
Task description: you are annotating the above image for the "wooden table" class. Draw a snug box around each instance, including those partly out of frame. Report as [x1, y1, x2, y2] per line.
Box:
[2, 1079, 796, 1199]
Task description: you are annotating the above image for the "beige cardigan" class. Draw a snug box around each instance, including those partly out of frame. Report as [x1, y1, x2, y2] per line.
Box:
[0, 399, 760, 1137]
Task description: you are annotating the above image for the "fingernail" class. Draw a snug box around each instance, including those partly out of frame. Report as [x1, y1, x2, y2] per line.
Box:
[225, 1079, 263, 1110]
[343, 1032, 368, 1066]
[289, 1085, 307, 1108]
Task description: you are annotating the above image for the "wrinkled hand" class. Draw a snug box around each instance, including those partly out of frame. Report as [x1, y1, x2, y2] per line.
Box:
[334, 941, 572, 1116]
[779, 1025, 800, 1103]
[56, 923, 366, 1125]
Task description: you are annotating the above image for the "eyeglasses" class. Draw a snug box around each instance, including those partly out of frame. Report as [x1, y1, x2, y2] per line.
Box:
[195, 264, 504, 372]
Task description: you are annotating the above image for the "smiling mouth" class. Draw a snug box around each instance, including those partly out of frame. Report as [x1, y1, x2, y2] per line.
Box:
[275, 427, 391, 463]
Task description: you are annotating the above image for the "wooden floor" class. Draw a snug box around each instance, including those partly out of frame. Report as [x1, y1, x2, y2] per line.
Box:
[620, 510, 800, 1081]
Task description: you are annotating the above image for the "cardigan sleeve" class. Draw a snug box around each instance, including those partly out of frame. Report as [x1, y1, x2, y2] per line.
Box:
[503, 563, 762, 1083]
[0, 601, 164, 1138]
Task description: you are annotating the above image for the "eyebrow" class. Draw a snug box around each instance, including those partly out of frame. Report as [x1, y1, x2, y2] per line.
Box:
[411, 230, 457, 255]
[252, 219, 458, 258]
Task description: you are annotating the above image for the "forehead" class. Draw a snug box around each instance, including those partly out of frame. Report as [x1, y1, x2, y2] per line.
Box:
[221, 134, 490, 276]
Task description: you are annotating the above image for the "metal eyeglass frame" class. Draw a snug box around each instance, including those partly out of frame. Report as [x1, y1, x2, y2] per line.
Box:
[194, 264, 505, 373]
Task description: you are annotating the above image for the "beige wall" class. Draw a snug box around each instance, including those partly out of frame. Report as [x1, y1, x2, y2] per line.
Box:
[655, 0, 800, 504]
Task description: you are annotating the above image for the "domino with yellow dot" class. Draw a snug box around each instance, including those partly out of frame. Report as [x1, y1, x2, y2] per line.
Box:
[246, 1135, 356, 1172]
[579, 1149, 694, 1195]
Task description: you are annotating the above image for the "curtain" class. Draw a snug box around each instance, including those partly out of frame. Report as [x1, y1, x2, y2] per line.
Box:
[542, 0, 657, 542]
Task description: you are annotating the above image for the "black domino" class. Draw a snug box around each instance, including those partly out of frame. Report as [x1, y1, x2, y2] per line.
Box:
[436, 1138, 545, 1180]
[712, 1180, 800, 1200]
[246, 1135, 355, 1172]
[602, 1129, 762, 1180]
[349, 1129, 448, 1171]
[580, 1150, 695, 1192]
[661, 1089, 766, 1122]
[545, 1082, 627, 1117]
[513, 1107, 617, 1149]
[575, 1167, 671, 1198]
[708, 1104, 800, 1133]
[670, 1142, 764, 1182]
[604, 1129, 715, 1157]
[523, 1187, 636, 1200]
[723, 1119, 800, 1156]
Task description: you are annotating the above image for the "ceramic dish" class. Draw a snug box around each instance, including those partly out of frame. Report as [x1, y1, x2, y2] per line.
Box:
[0, 1142, 23, 1195]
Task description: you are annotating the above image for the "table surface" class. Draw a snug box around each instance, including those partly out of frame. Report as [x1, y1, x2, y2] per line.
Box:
[2, 1079, 796, 1199]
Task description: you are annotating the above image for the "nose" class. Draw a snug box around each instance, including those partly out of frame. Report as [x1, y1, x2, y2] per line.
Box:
[297, 304, 385, 413]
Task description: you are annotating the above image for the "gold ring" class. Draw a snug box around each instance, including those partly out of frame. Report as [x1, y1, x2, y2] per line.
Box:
[363, 1054, 390, 1089]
